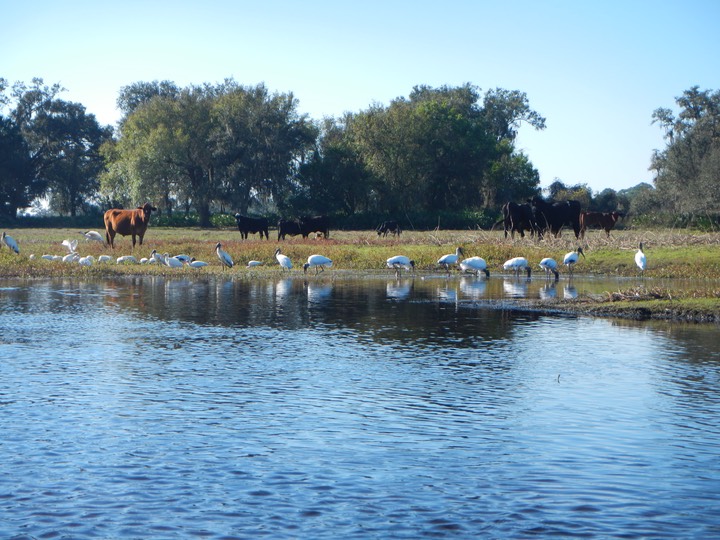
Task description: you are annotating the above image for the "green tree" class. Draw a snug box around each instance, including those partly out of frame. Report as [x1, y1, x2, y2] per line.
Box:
[651, 86, 720, 216]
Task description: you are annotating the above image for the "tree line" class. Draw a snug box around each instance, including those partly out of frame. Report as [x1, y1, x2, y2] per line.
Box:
[2, 78, 719, 229]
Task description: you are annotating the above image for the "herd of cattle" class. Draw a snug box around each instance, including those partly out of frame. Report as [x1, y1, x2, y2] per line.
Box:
[495, 196, 623, 240]
[99, 197, 622, 249]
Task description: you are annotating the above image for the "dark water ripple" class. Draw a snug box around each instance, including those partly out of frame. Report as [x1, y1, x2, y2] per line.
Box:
[1, 278, 720, 538]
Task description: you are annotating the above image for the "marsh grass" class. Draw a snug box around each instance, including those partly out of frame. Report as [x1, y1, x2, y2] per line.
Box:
[1, 226, 720, 281]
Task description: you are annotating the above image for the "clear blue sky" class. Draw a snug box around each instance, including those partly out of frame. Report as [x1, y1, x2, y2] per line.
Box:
[4, 0, 719, 193]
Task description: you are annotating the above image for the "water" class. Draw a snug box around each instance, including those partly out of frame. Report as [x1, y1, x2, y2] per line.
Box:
[1, 276, 719, 539]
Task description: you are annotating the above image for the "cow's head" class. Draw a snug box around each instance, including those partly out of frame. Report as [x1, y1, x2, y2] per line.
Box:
[138, 203, 157, 219]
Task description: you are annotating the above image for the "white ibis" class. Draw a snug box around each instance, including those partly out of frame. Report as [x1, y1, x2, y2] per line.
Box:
[503, 257, 532, 278]
[1, 232, 19, 254]
[303, 254, 333, 274]
[539, 258, 559, 280]
[216, 243, 234, 269]
[386, 255, 415, 278]
[438, 247, 464, 274]
[97, 255, 112, 263]
[635, 242, 647, 276]
[563, 247, 585, 276]
[247, 260, 264, 268]
[275, 248, 293, 271]
[116, 255, 138, 264]
[78, 255, 94, 266]
[187, 258, 209, 268]
[459, 256, 490, 278]
[82, 230, 105, 244]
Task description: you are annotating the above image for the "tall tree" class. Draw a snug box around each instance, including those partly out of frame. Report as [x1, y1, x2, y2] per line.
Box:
[651, 86, 720, 215]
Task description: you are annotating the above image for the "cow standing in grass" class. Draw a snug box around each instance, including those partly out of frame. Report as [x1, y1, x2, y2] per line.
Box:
[104, 203, 157, 248]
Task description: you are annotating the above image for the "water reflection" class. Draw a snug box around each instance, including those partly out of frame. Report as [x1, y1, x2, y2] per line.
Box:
[1, 277, 720, 538]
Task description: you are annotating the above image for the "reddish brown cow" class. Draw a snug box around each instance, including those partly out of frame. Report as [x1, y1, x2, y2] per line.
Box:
[580, 211, 623, 238]
[104, 203, 157, 248]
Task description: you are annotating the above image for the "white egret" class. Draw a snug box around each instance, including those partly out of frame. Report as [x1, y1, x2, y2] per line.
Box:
[216, 243, 234, 269]
[1, 232, 19, 254]
[116, 255, 138, 264]
[386, 255, 415, 278]
[97, 255, 112, 263]
[503, 257, 532, 278]
[78, 255, 94, 266]
[62, 252, 80, 263]
[275, 248, 293, 271]
[437, 247, 464, 274]
[563, 247, 585, 276]
[247, 260, 264, 268]
[635, 242, 647, 276]
[82, 230, 105, 244]
[61, 239, 78, 253]
[459, 256, 490, 278]
[539, 258, 560, 280]
[303, 254, 333, 275]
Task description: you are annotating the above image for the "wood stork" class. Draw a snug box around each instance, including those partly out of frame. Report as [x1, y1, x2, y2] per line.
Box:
[1, 232, 19, 254]
[187, 258, 209, 268]
[386, 255, 415, 278]
[247, 260, 264, 268]
[303, 254, 333, 275]
[563, 247, 585, 276]
[172, 254, 192, 263]
[82, 230, 105, 244]
[503, 257, 532, 278]
[459, 256, 490, 278]
[151, 249, 165, 265]
[216, 242, 234, 269]
[163, 253, 184, 268]
[275, 248, 293, 271]
[61, 239, 78, 254]
[635, 242, 647, 276]
[437, 247, 464, 274]
[539, 258, 559, 280]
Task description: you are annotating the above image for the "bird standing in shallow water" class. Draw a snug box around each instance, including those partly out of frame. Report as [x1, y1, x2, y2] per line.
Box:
[303, 254, 333, 274]
[503, 257, 532, 278]
[539, 258, 559, 280]
[2, 232, 20, 254]
[459, 256, 490, 278]
[635, 242, 647, 277]
[275, 248, 293, 271]
[386, 255, 415, 278]
[438, 247, 464, 274]
[216, 242, 234, 269]
[563, 247, 585, 276]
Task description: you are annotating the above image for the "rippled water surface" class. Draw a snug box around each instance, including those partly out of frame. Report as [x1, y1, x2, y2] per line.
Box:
[1, 276, 720, 539]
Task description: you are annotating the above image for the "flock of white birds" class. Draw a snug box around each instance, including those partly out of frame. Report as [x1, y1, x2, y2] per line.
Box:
[1, 230, 648, 279]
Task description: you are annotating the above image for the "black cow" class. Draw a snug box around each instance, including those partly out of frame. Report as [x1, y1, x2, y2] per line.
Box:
[277, 218, 303, 240]
[530, 196, 582, 239]
[300, 215, 330, 239]
[493, 202, 537, 239]
[376, 220, 401, 237]
[234, 213, 269, 240]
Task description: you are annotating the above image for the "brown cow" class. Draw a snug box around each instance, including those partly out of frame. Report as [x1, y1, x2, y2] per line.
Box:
[579, 211, 623, 238]
[104, 203, 157, 248]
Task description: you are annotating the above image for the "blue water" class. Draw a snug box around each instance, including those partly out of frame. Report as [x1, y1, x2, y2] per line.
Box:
[1, 276, 719, 538]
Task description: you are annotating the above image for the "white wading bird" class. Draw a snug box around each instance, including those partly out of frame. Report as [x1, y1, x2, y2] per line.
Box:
[187, 258, 209, 268]
[635, 242, 647, 277]
[563, 247, 585, 276]
[386, 255, 415, 278]
[503, 257, 532, 278]
[303, 254, 333, 275]
[1, 232, 19, 254]
[247, 260, 264, 268]
[437, 247, 464, 274]
[216, 243, 234, 269]
[275, 248, 293, 271]
[538, 258, 560, 280]
[82, 230, 105, 244]
[61, 238, 78, 254]
[459, 256, 490, 278]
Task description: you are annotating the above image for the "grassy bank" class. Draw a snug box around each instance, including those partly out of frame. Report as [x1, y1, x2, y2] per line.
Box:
[2, 226, 720, 322]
